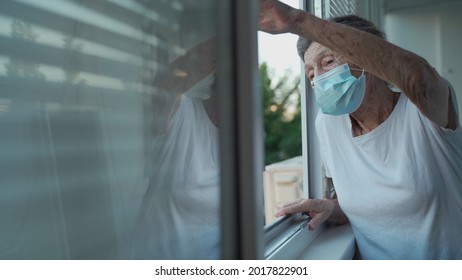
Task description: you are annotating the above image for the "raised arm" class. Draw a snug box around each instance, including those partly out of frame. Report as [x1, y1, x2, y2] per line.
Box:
[153, 37, 217, 94]
[150, 38, 217, 135]
[259, 0, 456, 129]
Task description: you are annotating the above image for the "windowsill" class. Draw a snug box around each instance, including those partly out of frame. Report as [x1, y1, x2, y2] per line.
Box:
[264, 214, 355, 260]
[297, 224, 356, 260]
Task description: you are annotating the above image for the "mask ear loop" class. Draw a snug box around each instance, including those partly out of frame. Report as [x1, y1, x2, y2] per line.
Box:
[388, 83, 401, 93]
[349, 67, 365, 78]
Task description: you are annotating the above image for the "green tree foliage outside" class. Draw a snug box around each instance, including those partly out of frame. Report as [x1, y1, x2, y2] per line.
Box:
[261, 63, 302, 165]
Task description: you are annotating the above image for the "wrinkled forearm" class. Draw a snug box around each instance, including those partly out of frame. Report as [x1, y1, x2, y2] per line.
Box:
[154, 37, 217, 94]
[290, 10, 416, 86]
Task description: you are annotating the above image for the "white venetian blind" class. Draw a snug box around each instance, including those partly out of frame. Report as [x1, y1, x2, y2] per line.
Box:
[328, 0, 360, 17]
[317, 0, 361, 18]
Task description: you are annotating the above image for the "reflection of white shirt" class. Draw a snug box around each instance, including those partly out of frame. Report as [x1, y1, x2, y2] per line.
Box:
[316, 87, 462, 259]
[130, 95, 220, 259]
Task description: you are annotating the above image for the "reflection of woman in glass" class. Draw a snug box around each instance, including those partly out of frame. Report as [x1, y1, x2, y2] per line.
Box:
[129, 38, 220, 259]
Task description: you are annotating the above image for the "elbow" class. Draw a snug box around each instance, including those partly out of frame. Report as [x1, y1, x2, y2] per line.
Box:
[404, 58, 438, 110]
[404, 58, 451, 127]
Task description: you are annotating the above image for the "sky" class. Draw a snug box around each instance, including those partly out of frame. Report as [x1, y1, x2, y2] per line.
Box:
[257, 0, 301, 80]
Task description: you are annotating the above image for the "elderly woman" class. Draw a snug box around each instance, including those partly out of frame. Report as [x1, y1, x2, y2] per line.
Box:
[259, 0, 462, 259]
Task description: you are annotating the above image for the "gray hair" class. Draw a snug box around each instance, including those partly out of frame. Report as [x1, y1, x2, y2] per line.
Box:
[297, 15, 385, 61]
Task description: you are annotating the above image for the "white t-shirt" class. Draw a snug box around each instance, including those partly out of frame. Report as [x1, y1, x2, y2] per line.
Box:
[316, 86, 462, 259]
[129, 94, 220, 259]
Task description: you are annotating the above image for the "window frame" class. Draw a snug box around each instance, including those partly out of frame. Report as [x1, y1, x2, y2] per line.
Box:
[218, 0, 265, 259]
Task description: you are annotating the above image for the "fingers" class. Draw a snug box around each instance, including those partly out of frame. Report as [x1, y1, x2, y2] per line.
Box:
[274, 198, 305, 217]
[258, 2, 275, 32]
[258, 0, 293, 34]
[307, 199, 331, 212]
[275, 199, 334, 232]
[275, 198, 328, 218]
[308, 210, 330, 231]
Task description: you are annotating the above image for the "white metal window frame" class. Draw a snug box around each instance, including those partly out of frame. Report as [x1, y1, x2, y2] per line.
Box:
[218, 0, 265, 259]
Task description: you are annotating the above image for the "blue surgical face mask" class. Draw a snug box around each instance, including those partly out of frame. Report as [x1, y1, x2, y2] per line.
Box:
[313, 63, 365, 115]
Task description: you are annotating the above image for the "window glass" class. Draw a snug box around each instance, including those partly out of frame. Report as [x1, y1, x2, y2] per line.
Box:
[325, 0, 360, 18]
[258, 0, 302, 226]
[0, 0, 220, 259]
